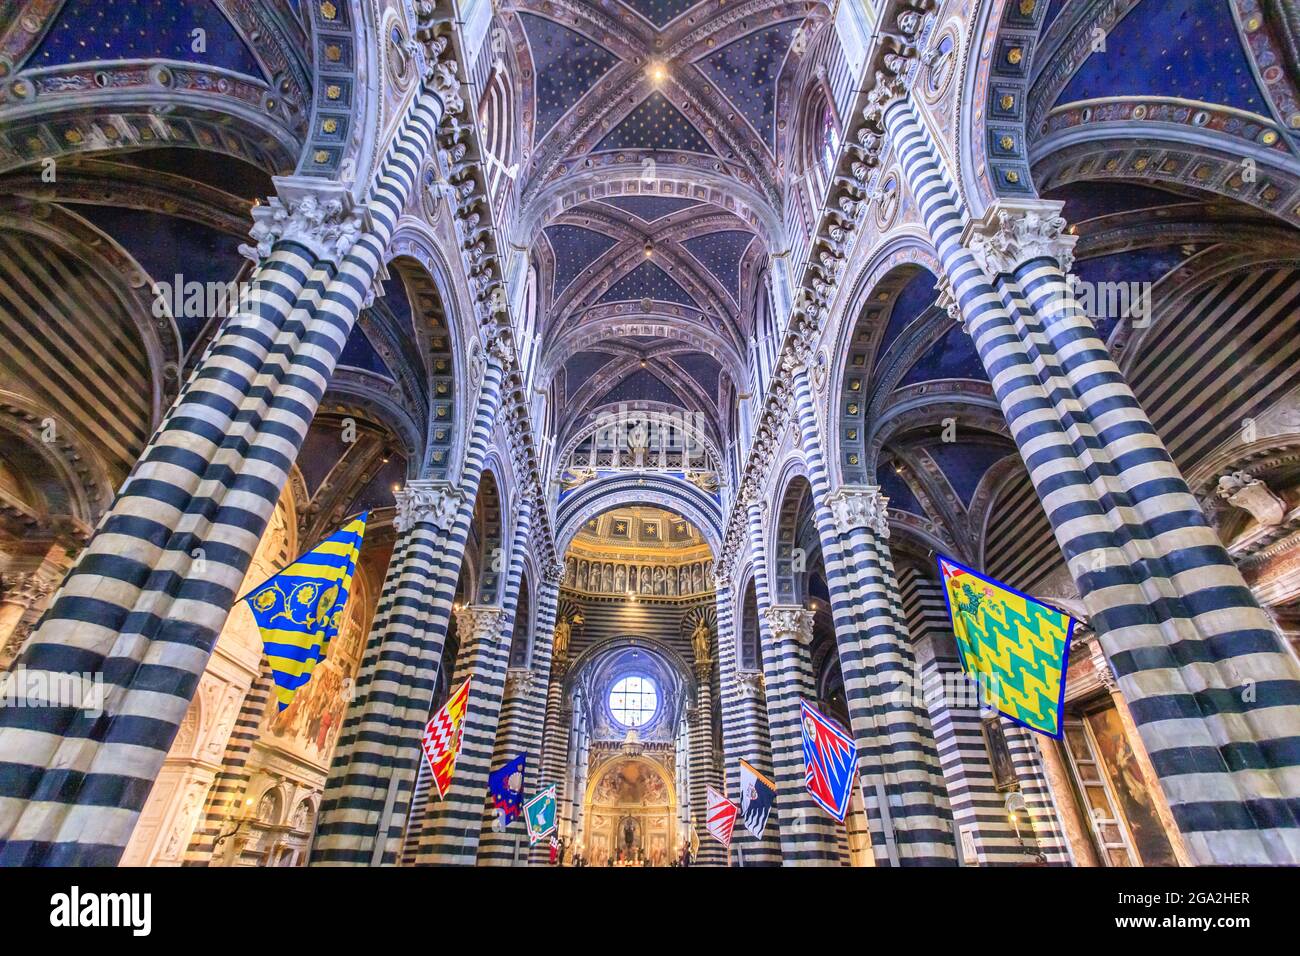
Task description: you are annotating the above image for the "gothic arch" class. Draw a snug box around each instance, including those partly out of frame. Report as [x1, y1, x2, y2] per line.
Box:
[555, 472, 724, 559]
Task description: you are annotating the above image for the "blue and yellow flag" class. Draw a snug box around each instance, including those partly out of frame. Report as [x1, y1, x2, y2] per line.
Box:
[937, 554, 1074, 738]
[244, 513, 368, 712]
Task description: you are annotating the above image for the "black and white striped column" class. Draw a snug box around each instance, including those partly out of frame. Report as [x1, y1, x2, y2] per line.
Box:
[714, 573, 782, 865]
[313, 355, 509, 865]
[0, 87, 446, 867]
[689, 658, 726, 865]
[885, 89, 1300, 864]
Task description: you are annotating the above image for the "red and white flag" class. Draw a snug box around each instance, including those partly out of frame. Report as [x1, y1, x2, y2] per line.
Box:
[421, 678, 471, 798]
[705, 786, 739, 847]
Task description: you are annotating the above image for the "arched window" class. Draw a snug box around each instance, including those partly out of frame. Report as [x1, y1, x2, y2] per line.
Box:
[818, 99, 840, 180]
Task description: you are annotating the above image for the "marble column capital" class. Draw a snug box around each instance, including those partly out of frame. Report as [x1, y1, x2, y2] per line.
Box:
[825, 485, 890, 539]
[505, 667, 536, 698]
[454, 604, 507, 647]
[240, 176, 367, 267]
[735, 670, 766, 700]
[764, 605, 815, 646]
[0, 571, 54, 608]
[962, 198, 1078, 277]
[394, 479, 465, 534]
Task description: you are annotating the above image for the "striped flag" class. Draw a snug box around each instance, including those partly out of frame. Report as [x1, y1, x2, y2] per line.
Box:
[800, 698, 857, 822]
[738, 759, 776, 840]
[705, 786, 739, 847]
[421, 678, 471, 798]
[243, 513, 367, 712]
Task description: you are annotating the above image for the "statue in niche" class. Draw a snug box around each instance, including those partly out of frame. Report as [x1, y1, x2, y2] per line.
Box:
[629, 566, 638, 593]
[666, 570, 677, 596]
[692, 619, 711, 662]
[579, 562, 589, 590]
[615, 565, 626, 593]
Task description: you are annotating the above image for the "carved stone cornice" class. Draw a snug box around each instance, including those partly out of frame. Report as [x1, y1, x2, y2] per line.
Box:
[240, 176, 366, 267]
[963, 198, 1078, 277]
[825, 485, 890, 539]
[393, 479, 465, 534]
[764, 605, 815, 646]
[454, 604, 507, 647]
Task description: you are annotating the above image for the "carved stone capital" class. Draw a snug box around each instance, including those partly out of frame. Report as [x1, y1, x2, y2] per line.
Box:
[934, 273, 964, 327]
[394, 479, 465, 534]
[963, 198, 1078, 277]
[1217, 471, 1286, 528]
[764, 605, 815, 646]
[240, 176, 367, 267]
[0, 571, 54, 608]
[735, 670, 766, 700]
[1087, 636, 1117, 692]
[454, 604, 506, 647]
[826, 485, 890, 539]
[543, 559, 566, 586]
[505, 667, 535, 698]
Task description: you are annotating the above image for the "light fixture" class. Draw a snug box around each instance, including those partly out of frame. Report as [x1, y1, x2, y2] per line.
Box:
[647, 60, 668, 86]
[643, 241, 654, 258]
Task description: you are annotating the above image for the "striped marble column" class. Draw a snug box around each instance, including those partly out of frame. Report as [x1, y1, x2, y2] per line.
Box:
[0, 88, 445, 866]
[689, 658, 726, 865]
[183, 664, 275, 864]
[901, 566, 1068, 864]
[412, 604, 509, 865]
[782, 358, 954, 865]
[473, 502, 540, 867]
[744, 500, 841, 863]
[312, 355, 509, 865]
[884, 89, 1300, 863]
[763, 602, 843, 864]
[525, 580, 567, 865]
[714, 572, 781, 865]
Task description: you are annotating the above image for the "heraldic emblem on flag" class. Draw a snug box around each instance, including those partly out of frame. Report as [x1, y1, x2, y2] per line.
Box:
[738, 759, 776, 841]
[487, 753, 527, 827]
[800, 698, 857, 822]
[524, 785, 558, 845]
[937, 554, 1075, 738]
[421, 678, 471, 798]
[244, 513, 368, 712]
[705, 786, 739, 847]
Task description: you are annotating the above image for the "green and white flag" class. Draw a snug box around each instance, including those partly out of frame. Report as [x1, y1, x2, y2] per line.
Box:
[523, 785, 557, 845]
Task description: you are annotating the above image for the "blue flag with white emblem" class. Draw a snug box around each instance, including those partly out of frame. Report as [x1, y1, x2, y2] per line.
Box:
[243, 513, 367, 712]
[488, 753, 527, 827]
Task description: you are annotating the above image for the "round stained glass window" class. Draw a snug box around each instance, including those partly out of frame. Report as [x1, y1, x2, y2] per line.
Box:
[609, 675, 659, 728]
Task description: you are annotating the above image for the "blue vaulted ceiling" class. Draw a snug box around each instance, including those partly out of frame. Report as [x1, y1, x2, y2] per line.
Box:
[71, 204, 246, 350]
[596, 92, 716, 154]
[338, 323, 393, 379]
[566, 351, 617, 391]
[927, 442, 1014, 506]
[598, 368, 684, 407]
[696, 20, 801, 149]
[1044, 181, 1186, 222]
[899, 325, 989, 388]
[598, 260, 698, 307]
[879, 467, 924, 516]
[681, 230, 754, 301]
[32, 0, 266, 80]
[519, 13, 620, 142]
[1056, 0, 1270, 116]
[600, 196, 700, 222]
[876, 269, 940, 362]
[545, 224, 618, 296]
[622, 0, 703, 30]
[671, 352, 721, 396]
